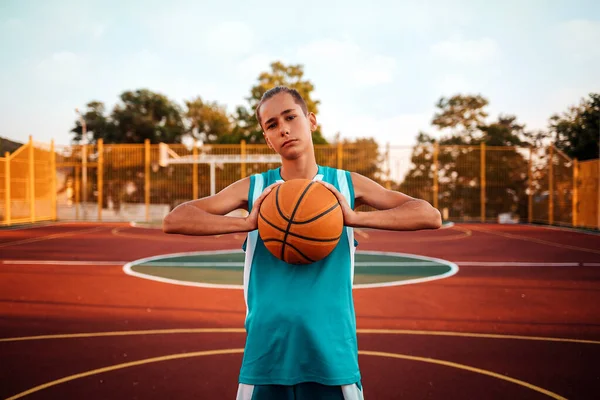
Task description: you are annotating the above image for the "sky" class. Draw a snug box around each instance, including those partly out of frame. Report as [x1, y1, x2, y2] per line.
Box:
[1, 0, 599, 147]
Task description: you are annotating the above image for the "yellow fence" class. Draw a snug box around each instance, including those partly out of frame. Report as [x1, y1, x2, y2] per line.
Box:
[1, 137, 56, 225]
[1, 138, 598, 229]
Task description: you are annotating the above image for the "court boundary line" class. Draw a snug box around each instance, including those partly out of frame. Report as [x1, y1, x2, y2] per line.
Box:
[2, 260, 599, 267]
[0, 226, 107, 249]
[4, 347, 566, 400]
[114, 224, 472, 243]
[469, 225, 600, 255]
[121, 250, 459, 290]
[2, 327, 598, 345]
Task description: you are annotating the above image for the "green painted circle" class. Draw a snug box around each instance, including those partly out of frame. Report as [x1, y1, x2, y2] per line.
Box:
[129, 251, 457, 288]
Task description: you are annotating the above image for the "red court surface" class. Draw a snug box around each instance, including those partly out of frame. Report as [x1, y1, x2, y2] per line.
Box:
[1, 222, 599, 399]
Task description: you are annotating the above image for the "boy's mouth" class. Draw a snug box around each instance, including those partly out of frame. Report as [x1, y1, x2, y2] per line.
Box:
[282, 139, 297, 147]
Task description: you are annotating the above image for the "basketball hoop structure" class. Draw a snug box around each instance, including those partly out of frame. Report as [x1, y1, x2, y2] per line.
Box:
[159, 143, 281, 195]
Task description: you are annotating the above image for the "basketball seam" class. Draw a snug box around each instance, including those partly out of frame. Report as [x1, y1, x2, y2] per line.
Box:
[293, 202, 341, 224]
[263, 239, 315, 263]
[280, 181, 315, 261]
[259, 211, 342, 242]
[274, 185, 291, 223]
[273, 183, 339, 224]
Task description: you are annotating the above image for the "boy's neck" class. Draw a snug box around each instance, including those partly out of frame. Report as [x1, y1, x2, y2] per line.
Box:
[279, 157, 319, 181]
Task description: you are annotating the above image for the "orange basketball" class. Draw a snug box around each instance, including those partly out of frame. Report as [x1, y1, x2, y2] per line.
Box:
[258, 179, 344, 265]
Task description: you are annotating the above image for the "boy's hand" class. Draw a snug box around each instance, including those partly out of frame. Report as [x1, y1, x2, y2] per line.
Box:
[316, 181, 358, 226]
[245, 182, 282, 231]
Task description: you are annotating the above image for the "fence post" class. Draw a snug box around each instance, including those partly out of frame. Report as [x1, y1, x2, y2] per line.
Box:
[549, 145, 554, 225]
[337, 141, 343, 170]
[192, 144, 198, 199]
[51, 140, 57, 221]
[528, 147, 533, 223]
[480, 142, 486, 223]
[572, 158, 578, 227]
[97, 139, 103, 221]
[145, 139, 151, 222]
[433, 143, 439, 210]
[82, 143, 87, 220]
[241, 140, 247, 179]
[29, 136, 35, 222]
[75, 166, 80, 220]
[4, 152, 10, 225]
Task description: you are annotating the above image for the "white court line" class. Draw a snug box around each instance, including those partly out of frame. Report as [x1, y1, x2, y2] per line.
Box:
[455, 262, 600, 267]
[133, 261, 446, 267]
[1, 260, 128, 265]
[122, 250, 460, 290]
[2, 260, 599, 267]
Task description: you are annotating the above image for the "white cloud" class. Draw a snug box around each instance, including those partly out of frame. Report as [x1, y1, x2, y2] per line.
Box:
[90, 24, 105, 39]
[4, 18, 22, 28]
[297, 39, 397, 86]
[430, 36, 500, 65]
[558, 19, 600, 61]
[319, 106, 432, 146]
[35, 51, 87, 85]
[204, 22, 255, 55]
[147, 12, 256, 58]
[235, 54, 274, 82]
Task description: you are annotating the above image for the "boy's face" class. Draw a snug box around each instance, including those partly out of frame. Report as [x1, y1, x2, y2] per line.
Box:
[260, 93, 316, 159]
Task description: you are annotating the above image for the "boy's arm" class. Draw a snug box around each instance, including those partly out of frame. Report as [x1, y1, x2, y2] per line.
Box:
[318, 172, 441, 231]
[163, 177, 278, 236]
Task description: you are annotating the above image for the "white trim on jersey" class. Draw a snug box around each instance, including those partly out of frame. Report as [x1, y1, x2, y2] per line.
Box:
[336, 170, 357, 286]
[243, 174, 264, 313]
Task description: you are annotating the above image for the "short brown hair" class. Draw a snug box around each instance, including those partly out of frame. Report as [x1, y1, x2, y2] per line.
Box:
[256, 86, 308, 128]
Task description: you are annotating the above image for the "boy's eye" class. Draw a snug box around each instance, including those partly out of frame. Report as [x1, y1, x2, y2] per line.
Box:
[286, 115, 296, 121]
[267, 123, 276, 129]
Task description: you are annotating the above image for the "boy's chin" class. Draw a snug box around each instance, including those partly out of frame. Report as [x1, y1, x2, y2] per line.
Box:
[279, 147, 303, 160]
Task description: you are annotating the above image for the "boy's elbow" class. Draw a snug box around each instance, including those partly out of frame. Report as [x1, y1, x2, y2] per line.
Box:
[420, 201, 442, 229]
[429, 207, 442, 229]
[162, 213, 177, 234]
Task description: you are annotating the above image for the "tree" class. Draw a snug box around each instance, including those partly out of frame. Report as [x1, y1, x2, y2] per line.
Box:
[184, 97, 233, 144]
[550, 93, 600, 161]
[432, 94, 489, 141]
[400, 95, 532, 220]
[233, 61, 328, 144]
[70, 90, 186, 144]
[71, 101, 113, 143]
[111, 90, 185, 144]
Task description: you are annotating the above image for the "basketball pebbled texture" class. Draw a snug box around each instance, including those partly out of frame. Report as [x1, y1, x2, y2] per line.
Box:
[258, 178, 344, 265]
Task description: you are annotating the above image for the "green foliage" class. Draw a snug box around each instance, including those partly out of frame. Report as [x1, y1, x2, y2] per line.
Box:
[432, 94, 489, 139]
[550, 93, 600, 161]
[71, 90, 185, 144]
[401, 95, 532, 220]
[185, 97, 232, 144]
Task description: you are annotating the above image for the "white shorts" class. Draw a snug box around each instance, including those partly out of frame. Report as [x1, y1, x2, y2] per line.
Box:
[236, 382, 364, 400]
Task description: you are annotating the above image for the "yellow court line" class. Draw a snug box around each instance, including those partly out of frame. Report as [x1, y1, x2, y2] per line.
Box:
[110, 227, 217, 242]
[0, 328, 245, 342]
[112, 226, 471, 243]
[356, 329, 600, 345]
[5, 349, 244, 400]
[355, 226, 472, 242]
[2, 328, 598, 345]
[469, 226, 600, 255]
[359, 351, 567, 400]
[5, 348, 566, 400]
[0, 226, 106, 249]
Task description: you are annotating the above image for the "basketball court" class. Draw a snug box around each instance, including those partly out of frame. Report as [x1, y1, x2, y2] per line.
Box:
[1, 222, 599, 399]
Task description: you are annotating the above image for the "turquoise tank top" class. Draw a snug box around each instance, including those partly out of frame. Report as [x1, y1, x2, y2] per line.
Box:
[239, 165, 360, 386]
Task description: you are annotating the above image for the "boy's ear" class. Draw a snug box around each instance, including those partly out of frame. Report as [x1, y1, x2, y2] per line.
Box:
[308, 112, 317, 131]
